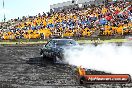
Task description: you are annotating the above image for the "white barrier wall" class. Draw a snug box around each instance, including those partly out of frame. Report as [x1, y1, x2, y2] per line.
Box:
[50, 1, 74, 10]
[50, 0, 105, 12]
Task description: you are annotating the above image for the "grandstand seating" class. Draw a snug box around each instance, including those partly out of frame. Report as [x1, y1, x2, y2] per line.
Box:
[0, 1, 132, 40]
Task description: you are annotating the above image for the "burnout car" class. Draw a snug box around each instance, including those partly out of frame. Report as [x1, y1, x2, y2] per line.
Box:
[40, 38, 79, 63]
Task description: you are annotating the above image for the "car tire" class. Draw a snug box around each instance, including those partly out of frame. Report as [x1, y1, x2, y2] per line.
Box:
[53, 57, 56, 63]
[42, 53, 46, 59]
[53, 55, 60, 63]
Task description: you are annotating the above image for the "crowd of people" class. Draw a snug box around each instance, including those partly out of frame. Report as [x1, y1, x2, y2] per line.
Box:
[0, 1, 132, 40]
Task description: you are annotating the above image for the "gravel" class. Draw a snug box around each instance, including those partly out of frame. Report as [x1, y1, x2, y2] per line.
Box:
[0, 46, 131, 88]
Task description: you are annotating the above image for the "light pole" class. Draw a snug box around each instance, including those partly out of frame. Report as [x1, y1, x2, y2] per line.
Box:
[3, 0, 6, 22]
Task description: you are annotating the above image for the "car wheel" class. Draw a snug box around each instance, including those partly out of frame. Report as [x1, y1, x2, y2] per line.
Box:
[42, 53, 46, 59]
[53, 55, 60, 63]
[53, 57, 56, 63]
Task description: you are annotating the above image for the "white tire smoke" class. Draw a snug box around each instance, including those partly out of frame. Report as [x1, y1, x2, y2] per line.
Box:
[64, 43, 132, 75]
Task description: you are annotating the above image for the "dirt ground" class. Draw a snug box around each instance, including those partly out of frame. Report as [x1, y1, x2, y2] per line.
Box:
[0, 45, 132, 88]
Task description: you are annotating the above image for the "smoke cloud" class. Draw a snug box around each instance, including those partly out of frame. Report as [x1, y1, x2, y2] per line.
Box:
[64, 43, 132, 75]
